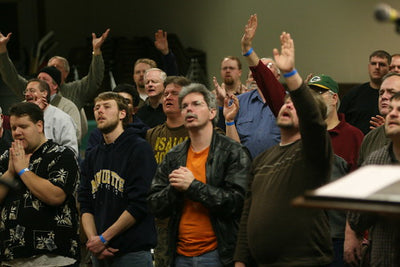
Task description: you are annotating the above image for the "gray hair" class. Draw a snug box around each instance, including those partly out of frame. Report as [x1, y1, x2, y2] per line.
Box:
[48, 56, 70, 73]
[179, 83, 218, 126]
[144, 68, 167, 82]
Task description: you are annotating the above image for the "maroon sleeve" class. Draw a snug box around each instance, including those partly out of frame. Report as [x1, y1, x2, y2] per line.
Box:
[249, 60, 286, 117]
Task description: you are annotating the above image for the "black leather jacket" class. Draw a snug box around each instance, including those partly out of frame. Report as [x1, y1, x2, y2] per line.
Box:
[148, 131, 252, 266]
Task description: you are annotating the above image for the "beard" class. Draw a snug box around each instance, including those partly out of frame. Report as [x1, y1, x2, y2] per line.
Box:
[224, 77, 234, 86]
[277, 121, 295, 129]
[98, 119, 119, 134]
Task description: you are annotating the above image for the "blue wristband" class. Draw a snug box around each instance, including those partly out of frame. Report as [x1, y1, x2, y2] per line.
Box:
[99, 234, 108, 245]
[283, 69, 297, 78]
[226, 121, 235, 126]
[243, 47, 253, 57]
[18, 168, 29, 176]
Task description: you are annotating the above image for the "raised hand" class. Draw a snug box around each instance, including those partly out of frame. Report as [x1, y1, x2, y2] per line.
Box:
[370, 115, 385, 129]
[34, 95, 49, 111]
[154, 29, 169, 55]
[224, 94, 239, 123]
[213, 76, 226, 107]
[92, 28, 110, 55]
[241, 14, 257, 52]
[0, 32, 12, 53]
[273, 32, 295, 73]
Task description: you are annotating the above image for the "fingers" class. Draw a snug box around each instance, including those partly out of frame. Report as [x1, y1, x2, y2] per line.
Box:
[102, 28, 110, 39]
[212, 76, 220, 89]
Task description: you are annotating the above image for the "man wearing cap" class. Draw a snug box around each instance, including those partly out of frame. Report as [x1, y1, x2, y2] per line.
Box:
[0, 29, 110, 140]
[308, 74, 364, 267]
[37, 66, 82, 142]
[308, 75, 364, 172]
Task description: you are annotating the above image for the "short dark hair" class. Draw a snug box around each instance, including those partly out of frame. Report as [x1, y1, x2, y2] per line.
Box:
[164, 76, 191, 88]
[113, 83, 140, 107]
[369, 50, 391, 65]
[9, 102, 44, 125]
[221, 56, 242, 70]
[94, 92, 130, 128]
[27, 78, 51, 103]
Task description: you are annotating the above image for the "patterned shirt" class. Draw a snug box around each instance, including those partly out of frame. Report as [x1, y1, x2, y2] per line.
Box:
[0, 140, 80, 261]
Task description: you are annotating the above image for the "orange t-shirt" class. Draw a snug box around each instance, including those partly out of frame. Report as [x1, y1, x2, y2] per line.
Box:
[176, 146, 217, 256]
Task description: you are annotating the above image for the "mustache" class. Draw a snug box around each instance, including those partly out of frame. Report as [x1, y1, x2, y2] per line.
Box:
[185, 112, 198, 120]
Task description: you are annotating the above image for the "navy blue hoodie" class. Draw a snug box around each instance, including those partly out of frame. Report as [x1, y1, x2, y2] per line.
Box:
[79, 127, 157, 254]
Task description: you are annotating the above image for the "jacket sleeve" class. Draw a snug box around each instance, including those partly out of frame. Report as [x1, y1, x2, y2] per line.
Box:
[185, 142, 251, 218]
[148, 151, 182, 218]
[162, 51, 179, 76]
[250, 60, 286, 117]
[0, 52, 28, 99]
[62, 54, 104, 107]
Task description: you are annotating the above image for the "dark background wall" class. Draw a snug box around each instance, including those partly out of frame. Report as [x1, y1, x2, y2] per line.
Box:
[1, 0, 400, 112]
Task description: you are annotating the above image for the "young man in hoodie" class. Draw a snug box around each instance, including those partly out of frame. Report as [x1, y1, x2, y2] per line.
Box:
[79, 92, 157, 266]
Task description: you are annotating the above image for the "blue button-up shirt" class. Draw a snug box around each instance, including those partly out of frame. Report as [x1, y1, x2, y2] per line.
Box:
[236, 89, 281, 158]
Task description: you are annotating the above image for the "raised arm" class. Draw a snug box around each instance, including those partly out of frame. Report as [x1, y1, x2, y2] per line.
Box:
[0, 32, 28, 99]
[62, 29, 110, 105]
[154, 29, 179, 75]
[273, 32, 302, 91]
[241, 14, 260, 67]
[241, 15, 286, 116]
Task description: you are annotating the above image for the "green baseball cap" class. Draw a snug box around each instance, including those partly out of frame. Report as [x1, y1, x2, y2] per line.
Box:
[308, 74, 339, 94]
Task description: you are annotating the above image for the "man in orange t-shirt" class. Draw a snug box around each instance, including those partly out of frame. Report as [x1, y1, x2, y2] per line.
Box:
[148, 83, 251, 266]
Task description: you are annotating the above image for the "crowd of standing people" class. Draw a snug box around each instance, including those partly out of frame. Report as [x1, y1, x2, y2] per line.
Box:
[0, 13, 399, 267]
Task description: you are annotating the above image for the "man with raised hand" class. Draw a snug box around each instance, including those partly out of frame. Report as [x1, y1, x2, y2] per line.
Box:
[234, 31, 333, 266]
[0, 29, 110, 139]
[215, 14, 284, 158]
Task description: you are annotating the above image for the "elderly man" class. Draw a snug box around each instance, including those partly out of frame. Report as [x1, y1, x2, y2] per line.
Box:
[37, 66, 81, 141]
[136, 68, 167, 127]
[133, 29, 179, 107]
[0, 102, 80, 266]
[0, 29, 110, 139]
[148, 83, 251, 266]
